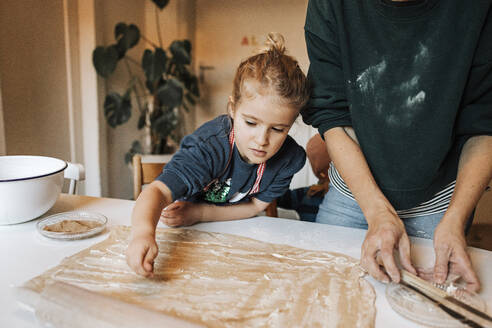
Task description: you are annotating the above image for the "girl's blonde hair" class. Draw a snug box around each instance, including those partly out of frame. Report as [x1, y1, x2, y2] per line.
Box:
[230, 33, 310, 111]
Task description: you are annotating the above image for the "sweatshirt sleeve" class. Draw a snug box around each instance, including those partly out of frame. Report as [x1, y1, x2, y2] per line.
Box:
[302, 0, 351, 137]
[253, 141, 307, 203]
[455, 6, 492, 140]
[155, 131, 229, 201]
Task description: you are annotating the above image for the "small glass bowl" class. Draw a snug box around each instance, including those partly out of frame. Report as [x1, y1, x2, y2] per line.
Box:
[36, 211, 107, 240]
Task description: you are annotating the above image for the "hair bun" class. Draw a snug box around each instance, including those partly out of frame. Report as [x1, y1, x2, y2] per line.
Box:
[257, 32, 286, 55]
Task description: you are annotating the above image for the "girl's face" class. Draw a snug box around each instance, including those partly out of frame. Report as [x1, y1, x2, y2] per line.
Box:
[229, 92, 298, 164]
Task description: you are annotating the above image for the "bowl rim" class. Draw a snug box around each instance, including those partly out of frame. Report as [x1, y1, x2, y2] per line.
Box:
[0, 155, 68, 183]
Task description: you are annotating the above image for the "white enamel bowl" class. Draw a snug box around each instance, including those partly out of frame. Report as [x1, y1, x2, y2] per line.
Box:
[0, 156, 67, 225]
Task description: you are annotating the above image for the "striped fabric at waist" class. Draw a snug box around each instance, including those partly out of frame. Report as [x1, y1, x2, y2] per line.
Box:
[328, 164, 455, 219]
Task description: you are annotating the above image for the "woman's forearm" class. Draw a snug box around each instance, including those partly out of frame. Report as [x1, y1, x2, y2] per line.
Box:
[441, 135, 492, 228]
[323, 127, 396, 224]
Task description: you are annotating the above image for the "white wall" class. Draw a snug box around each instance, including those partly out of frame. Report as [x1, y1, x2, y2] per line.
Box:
[65, 0, 86, 193]
[0, 76, 5, 155]
[195, 0, 310, 123]
[77, 0, 107, 196]
[0, 77, 5, 156]
[0, 0, 71, 160]
[0, 0, 107, 196]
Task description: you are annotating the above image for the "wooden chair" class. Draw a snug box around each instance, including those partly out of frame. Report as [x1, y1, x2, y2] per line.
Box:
[63, 162, 85, 195]
[132, 154, 278, 217]
[265, 199, 278, 217]
[132, 154, 167, 200]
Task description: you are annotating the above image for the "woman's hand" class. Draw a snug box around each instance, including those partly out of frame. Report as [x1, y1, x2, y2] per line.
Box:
[126, 233, 158, 277]
[160, 201, 202, 227]
[360, 208, 416, 283]
[433, 219, 480, 292]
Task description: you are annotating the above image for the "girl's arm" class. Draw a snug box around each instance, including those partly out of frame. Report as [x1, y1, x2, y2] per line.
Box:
[160, 198, 270, 227]
[126, 181, 173, 277]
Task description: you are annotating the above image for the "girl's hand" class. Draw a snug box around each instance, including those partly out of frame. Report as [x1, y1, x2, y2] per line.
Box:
[160, 201, 202, 227]
[126, 233, 158, 277]
[360, 208, 416, 283]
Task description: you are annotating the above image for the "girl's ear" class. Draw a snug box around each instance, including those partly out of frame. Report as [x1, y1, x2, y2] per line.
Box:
[227, 96, 235, 116]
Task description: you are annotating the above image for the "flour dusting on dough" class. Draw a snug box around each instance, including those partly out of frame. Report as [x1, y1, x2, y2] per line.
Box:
[23, 226, 376, 327]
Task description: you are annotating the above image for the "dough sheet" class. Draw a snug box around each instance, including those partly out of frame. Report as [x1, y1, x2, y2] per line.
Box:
[23, 226, 375, 327]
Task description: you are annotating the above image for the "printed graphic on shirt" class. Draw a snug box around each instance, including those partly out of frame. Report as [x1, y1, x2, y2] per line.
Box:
[203, 178, 231, 203]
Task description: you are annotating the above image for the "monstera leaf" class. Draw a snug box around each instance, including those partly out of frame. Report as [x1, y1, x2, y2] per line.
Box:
[115, 23, 140, 57]
[184, 73, 200, 97]
[137, 110, 146, 130]
[92, 0, 200, 160]
[151, 0, 170, 9]
[174, 66, 199, 97]
[93, 46, 119, 78]
[170, 40, 191, 65]
[142, 48, 167, 83]
[188, 76, 200, 97]
[152, 109, 179, 139]
[124, 140, 143, 165]
[104, 91, 132, 128]
[184, 92, 196, 106]
[156, 78, 183, 109]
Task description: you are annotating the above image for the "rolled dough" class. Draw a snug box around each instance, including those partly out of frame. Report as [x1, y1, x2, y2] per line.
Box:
[23, 226, 375, 327]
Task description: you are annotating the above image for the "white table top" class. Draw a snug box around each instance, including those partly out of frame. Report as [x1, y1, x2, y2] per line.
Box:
[1, 194, 491, 327]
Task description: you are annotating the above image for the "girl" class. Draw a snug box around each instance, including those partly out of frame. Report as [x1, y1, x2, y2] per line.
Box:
[126, 33, 310, 277]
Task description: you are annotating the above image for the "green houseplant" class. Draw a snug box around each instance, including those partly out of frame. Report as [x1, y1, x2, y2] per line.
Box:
[92, 0, 199, 164]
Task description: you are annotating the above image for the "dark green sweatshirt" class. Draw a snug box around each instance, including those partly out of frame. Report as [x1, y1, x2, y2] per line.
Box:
[302, 0, 492, 210]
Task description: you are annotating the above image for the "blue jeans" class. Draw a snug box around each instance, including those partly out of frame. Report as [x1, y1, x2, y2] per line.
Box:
[316, 184, 473, 239]
[277, 187, 324, 222]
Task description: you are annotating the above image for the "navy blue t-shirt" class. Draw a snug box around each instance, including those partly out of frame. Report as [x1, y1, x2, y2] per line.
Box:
[156, 115, 306, 204]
